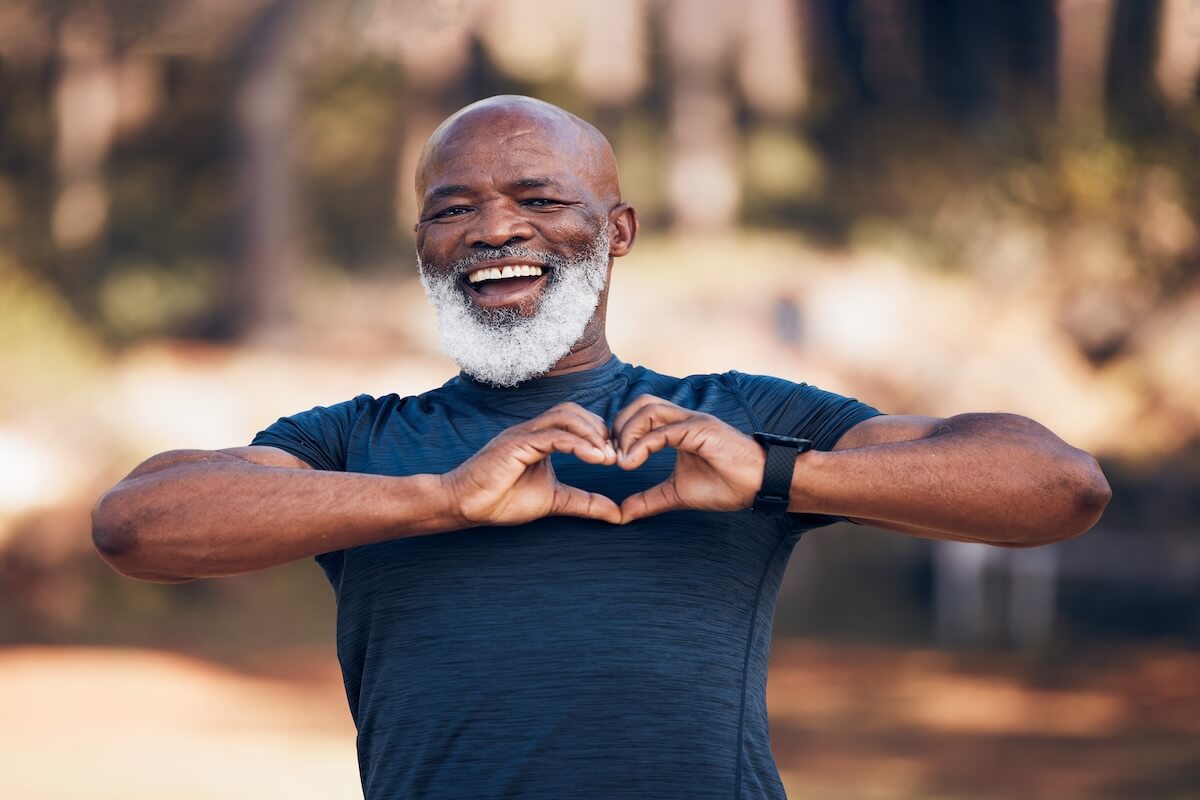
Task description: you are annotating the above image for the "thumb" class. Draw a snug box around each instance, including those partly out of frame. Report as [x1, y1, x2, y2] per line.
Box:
[619, 479, 683, 524]
[550, 482, 622, 524]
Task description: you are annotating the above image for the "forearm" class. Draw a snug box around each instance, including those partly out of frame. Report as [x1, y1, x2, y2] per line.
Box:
[790, 413, 1110, 544]
[92, 458, 460, 581]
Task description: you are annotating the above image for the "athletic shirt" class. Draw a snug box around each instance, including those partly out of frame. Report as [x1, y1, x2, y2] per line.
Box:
[251, 357, 880, 799]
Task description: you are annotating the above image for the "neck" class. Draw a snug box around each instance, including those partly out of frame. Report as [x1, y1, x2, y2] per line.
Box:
[545, 332, 613, 377]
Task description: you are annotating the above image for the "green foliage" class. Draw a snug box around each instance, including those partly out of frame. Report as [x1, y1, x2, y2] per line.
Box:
[97, 258, 217, 339]
[0, 0, 1195, 350]
[298, 58, 407, 271]
[0, 253, 102, 414]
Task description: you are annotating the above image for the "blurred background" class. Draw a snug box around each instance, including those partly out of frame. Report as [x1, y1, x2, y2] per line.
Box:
[2, 0, 1199, 797]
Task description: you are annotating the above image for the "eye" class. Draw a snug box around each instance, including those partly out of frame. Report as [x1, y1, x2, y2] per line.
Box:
[433, 206, 471, 219]
[522, 198, 561, 209]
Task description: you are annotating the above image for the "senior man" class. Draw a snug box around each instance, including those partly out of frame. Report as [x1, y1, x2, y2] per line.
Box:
[93, 95, 1110, 799]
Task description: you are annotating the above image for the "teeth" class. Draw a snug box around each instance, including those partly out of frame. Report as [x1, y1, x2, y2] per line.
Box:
[466, 265, 544, 284]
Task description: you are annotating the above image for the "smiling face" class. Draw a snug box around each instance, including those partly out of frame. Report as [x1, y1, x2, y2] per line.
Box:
[413, 97, 636, 386]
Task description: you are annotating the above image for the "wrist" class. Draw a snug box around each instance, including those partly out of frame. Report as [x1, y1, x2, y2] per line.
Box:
[741, 443, 766, 509]
[433, 471, 472, 530]
[785, 448, 825, 513]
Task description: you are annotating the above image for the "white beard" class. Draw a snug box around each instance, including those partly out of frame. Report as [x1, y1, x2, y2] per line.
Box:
[417, 226, 611, 387]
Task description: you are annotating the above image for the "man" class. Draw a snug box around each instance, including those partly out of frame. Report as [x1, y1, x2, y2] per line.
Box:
[92, 96, 1110, 799]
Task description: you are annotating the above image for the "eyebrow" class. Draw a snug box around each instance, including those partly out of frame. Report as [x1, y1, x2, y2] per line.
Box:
[424, 177, 565, 205]
[510, 177, 560, 190]
[426, 184, 470, 202]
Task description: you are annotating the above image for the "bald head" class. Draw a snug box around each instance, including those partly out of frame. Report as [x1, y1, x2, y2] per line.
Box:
[412, 97, 640, 381]
[415, 95, 622, 211]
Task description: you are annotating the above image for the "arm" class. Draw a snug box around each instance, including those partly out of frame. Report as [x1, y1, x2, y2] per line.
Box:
[811, 413, 1111, 545]
[612, 398, 1110, 546]
[92, 446, 454, 582]
[92, 404, 621, 583]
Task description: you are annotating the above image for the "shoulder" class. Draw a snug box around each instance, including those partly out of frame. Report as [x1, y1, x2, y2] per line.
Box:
[608, 365, 772, 435]
[713, 370, 810, 419]
[251, 391, 419, 470]
[718, 369, 863, 408]
[287, 392, 397, 425]
[717, 370, 883, 449]
[318, 385, 457, 418]
[622, 364, 746, 411]
[719, 369, 805, 395]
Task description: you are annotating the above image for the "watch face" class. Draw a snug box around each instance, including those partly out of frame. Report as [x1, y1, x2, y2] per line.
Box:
[754, 432, 813, 449]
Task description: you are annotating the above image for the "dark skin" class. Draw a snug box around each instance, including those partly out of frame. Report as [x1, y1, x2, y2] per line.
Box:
[413, 96, 635, 374]
[92, 96, 1111, 583]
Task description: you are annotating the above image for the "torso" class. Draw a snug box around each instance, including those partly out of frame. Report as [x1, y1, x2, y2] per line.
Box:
[255, 358, 878, 799]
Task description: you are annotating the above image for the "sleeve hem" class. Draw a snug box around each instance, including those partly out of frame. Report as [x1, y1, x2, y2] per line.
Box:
[248, 434, 329, 472]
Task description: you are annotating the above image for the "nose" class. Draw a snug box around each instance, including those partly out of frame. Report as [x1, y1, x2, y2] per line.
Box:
[467, 202, 534, 250]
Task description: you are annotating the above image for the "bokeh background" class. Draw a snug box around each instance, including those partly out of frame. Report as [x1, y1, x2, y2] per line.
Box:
[2, 0, 1199, 797]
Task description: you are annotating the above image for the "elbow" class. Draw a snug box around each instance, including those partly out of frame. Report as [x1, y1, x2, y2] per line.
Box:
[1069, 453, 1111, 535]
[1004, 453, 1111, 548]
[1034, 453, 1111, 546]
[91, 488, 189, 582]
[91, 488, 139, 565]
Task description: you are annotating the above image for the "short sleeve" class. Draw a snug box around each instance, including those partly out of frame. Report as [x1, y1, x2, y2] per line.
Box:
[725, 372, 882, 451]
[249, 394, 374, 472]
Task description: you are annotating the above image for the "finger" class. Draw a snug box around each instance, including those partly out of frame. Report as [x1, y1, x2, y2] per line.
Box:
[522, 411, 610, 455]
[618, 420, 708, 469]
[550, 404, 618, 463]
[613, 400, 685, 453]
[528, 403, 613, 456]
[612, 394, 673, 436]
[554, 406, 617, 461]
[548, 402, 609, 440]
[515, 429, 612, 466]
[619, 480, 684, 524]
[614, 403, 693, 459]
[550, 482, 621, 524]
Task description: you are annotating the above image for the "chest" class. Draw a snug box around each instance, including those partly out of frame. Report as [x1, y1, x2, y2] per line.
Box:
[343, 398, 701, 504]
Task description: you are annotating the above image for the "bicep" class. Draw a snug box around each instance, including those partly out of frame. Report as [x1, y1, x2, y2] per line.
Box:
[830, 415, 1038, 545]
[123, 445, 313, 480]
[832, 414, 946, 451]
[831, 414, 954, 537]
[219, 445, 315, 469]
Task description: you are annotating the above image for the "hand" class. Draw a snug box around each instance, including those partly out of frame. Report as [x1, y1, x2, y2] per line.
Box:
[442, 402, 621, 526]
[613, 395, 766, 523]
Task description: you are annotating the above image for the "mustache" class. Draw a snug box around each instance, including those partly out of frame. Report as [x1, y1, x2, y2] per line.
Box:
[446, 245, 558, 275]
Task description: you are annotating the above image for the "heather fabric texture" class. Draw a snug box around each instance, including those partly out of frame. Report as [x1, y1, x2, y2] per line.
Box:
[251, 357, 880, 800]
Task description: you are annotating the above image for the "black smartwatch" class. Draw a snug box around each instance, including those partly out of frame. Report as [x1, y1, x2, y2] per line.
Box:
[750, 432, 814, 516]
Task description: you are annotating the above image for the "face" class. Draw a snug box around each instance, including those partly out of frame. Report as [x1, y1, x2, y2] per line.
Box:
[414, 112, 617, 386]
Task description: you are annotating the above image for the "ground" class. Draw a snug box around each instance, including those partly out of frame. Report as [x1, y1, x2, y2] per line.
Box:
[2, 641, 1196, 799]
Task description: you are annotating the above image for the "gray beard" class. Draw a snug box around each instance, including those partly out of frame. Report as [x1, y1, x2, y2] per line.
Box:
[417, 227, 610, 387]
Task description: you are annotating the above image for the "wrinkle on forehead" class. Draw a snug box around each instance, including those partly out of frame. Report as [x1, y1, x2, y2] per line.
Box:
[416, 95, 621, 208]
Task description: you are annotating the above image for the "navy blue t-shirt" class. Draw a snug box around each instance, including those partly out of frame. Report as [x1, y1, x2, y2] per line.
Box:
[251, 357, 879, 799]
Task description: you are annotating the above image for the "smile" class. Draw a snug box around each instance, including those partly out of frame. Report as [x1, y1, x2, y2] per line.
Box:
[467, 264, 544, 283]
[460, 261, 551, 308]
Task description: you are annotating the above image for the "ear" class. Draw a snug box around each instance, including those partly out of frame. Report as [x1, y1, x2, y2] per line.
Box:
[608, 203, 638, 258]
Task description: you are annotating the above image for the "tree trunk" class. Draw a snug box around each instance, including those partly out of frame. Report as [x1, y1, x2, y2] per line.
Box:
[228, 0, 303, 341]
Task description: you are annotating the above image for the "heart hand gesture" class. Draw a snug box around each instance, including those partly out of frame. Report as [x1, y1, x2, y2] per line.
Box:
[612, 395, 767, 523]
[443, 396, 774, 528]
[442, 402, 621, 526]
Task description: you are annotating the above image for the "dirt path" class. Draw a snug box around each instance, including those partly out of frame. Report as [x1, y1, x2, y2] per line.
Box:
[0, 646, 358, 800]
[2, 642, 1197, 799]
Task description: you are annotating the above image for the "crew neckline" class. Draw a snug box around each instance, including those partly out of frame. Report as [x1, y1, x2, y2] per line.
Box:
[451, 355, 627, 398]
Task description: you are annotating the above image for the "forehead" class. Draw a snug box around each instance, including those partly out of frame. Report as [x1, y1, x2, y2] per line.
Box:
[420, 115, 594, 198]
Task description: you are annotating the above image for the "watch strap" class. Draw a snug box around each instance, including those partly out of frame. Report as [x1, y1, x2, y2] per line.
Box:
[751, 433, 814, 516]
